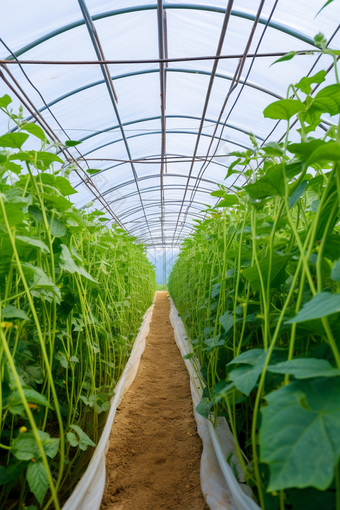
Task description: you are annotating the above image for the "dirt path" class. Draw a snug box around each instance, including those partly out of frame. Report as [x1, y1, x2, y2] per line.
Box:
[101, 291, 209, 510]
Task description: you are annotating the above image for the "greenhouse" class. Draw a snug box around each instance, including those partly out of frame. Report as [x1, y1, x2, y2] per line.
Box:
[1, 0, 340, 508]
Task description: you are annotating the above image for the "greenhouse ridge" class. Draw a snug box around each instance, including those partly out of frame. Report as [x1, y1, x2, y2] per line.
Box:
[2, 0, 339, 253]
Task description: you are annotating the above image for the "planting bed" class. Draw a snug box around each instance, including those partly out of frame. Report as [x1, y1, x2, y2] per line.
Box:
[101, 292, 208, 510]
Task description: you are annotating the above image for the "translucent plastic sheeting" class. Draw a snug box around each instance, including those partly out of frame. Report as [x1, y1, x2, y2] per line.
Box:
[1, 0, 340, 245]
[169, 297, 260, 510]
[62, 300, 155, 510]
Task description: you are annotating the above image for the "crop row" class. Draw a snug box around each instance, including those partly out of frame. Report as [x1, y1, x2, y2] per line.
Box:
[169, 32, 340, 510]
[0, 97, 156, 509]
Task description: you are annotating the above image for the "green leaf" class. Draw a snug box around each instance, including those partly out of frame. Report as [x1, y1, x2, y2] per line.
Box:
[243, 252, 293, 292]
[263, 99, 305, 121]
[267, 358, 340, 378]
[271, 51, 296, 66]
[86, 169, 101, 175]
[331, 259, 340, 282]
[261, 142, 283, 156]
[313, 84, 340, 116]
[27, 460, 49, 505]
[55, 176, 77, 196]
[183, 352, 194, 359]
[219, 311, 234, 333]
[314, 31, 328, 50]
[10, 151, 63, 170]
[21, 262, 61, 301]
[305, 141, 340, 167]
[217, 195, 239, 207]
[65, 140, 82, 147]
[11, 435, 39, 461]
[22, 123, 47, 142]
[285, 292, 340, 323]
[59, 244, 97, 282]
[6, 388, 52, 415]
[0, 466, 9, 485]
[16, 235, 50, 255]
[316, 0, 336, 16]
[228, 348, 264, 366]
[296, 71, 327, 95]
[67, 424, 95, 451]
[1, 304, 30, 321]
[196, 398, 213, 418]
[260, 378, 340, 491]
[0, 94, 12, 108]
[289, 180, 308, 209]
[0, 132, 29, 149]
[41, 193, 72, 212]
[245, 162, 289, 199]
[0, 201, 25, 227]
[28, 206, 67, 238]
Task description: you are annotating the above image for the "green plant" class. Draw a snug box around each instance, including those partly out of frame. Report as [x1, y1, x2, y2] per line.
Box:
[169, 29, 340, 510]
[0, 96, 155, 509]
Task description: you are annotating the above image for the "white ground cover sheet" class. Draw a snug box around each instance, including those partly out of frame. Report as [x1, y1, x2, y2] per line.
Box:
[63, 293, 260, 510]
[62, 301, 155, 510]
[169, 297, 260, 510]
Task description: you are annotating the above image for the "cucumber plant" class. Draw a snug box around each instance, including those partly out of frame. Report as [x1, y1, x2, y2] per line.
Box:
[169, 29, 340, 510]
[0, 97, 155, 509]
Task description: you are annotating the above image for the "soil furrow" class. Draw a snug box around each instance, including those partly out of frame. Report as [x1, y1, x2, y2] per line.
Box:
[101, 291, 209, 510]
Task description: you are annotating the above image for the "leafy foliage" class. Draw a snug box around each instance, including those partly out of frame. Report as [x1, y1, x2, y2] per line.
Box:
[169, 32, 340, 510]
[0, 99, 156, 508]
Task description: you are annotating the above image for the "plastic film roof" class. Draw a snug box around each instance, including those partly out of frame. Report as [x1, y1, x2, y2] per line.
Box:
[1, 0, 340, 247]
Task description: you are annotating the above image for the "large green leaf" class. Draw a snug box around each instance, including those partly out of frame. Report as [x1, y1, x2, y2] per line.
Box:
[289, 180, 308, 209]
[245, 163, 285, 199]
[20, 262, 61, 301]
[59, 244, 97, 282]
[267, 358, 340, 378]
[5, 387, 52, 416]
[219, 311, 234, 333]
[313, 84, 340, 116]
[263, 99, 305, 120]
[0, 94, 12, 108]
[21, 123, 47, 142]
[0, 132, 28, 149]
[28, 205, 67, 238]
[217, 195, 239, 207]
[27, 460, 49, 505]
[243, 252, 292, 292]
[196, 397, 213, 418]
[16, 235, 50, 255]
[296, 71, 327, 95]
[331, 259, 340, 282]
[67, 424, 95, 451]
[285, 292, 340, 323]
[305, 142, 340, 167]
[1, 304, 30, 321]
[0, 201, 25, 227]
[260, 378, 340, 491]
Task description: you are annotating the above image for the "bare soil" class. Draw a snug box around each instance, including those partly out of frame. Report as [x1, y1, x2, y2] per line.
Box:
[101, 291, 209, 510]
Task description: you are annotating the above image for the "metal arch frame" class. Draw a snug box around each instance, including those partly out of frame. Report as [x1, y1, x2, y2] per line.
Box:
[102, 183, 216, 208]
[82, 172, 228, 197]
[110, 199, 205, 221]
[77, 0, 155, 244]
[79, 130, 253, 159]
[173, 0, 267, 245]
[24, 68, 282, 128]
[157, 0, 167, 246]
[73, 151, 232, 194]
[5, 4, 317, 61]
[130, 223, 194, 238]
[127, 208, 203, 227]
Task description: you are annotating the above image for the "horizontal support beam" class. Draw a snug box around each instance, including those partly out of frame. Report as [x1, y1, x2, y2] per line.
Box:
[4, 4, 316, 60]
